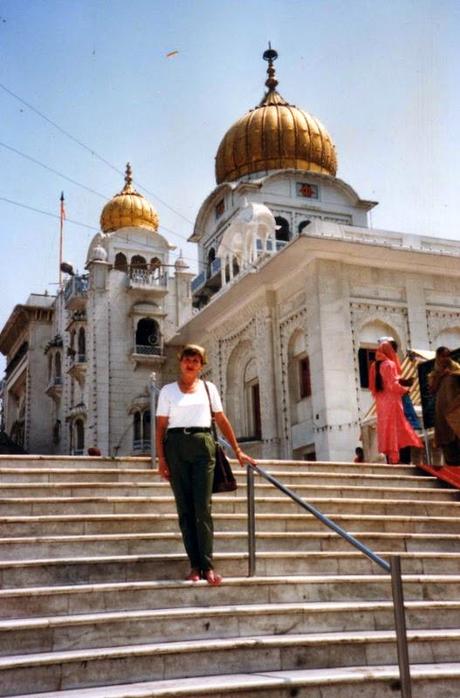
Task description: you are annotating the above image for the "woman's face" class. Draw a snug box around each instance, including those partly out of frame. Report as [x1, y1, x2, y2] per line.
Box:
[438, 349, 451, 368]
[179, 353, 203, 380]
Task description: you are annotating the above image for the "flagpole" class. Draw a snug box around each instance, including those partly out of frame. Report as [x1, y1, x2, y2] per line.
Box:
[59, 192, 65, 287]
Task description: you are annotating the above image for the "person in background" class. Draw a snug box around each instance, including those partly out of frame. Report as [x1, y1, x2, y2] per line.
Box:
[428, 347, 460, 466]
[374, 336, 421, 463]
[156, 344, 255, 586]
[369, 341, 422, 464]
[354, 446, 364, 463]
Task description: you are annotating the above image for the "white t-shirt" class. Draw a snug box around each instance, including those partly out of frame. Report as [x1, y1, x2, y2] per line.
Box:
[156, 380, 223, 429]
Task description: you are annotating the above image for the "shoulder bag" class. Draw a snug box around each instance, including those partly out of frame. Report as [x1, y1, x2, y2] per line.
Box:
[203, 381, 237, 493]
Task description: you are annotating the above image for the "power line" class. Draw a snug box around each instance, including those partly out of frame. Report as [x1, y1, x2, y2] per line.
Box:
[0, 82, 257, 273]
[0, 141, 108, 200]
[0, 81, 195, 225]
[0, 195, 98, 231]
[0, 194, 201, 269]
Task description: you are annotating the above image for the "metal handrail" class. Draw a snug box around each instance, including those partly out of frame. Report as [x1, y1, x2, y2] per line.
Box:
[246, 462, 411, 698]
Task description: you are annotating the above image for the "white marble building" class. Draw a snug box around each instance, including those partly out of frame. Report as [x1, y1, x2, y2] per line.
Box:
[171, 48, 460, 462]
[1, 49, 460, 459]
[0, 166, 194, 456]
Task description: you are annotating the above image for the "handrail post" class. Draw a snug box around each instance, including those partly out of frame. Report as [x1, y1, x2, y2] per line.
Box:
[390, 555, 412, 698]
[247, 464, 256, 576]
[149, 371, 157, 469]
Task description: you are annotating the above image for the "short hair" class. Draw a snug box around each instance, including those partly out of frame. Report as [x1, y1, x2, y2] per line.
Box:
[178, 343, 208, 365]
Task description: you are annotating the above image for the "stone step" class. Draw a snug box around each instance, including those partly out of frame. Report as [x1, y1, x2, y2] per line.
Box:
[1, 529, 459, 561]
[3, 511, 460, 537]
[0, 456, 417, 476]
[2, 599, 460, 657]
[1, 628, 460, 697]
[0, 464, 430, 481]
[0, 469, 159, 484]
[0, 486, 455, 518]
[0, 457, 153, 471]
[9, 663, 460, 698]
[0, 463, 420, 483]
[0, 473, 443, 498]
[1, 563, 459, 605]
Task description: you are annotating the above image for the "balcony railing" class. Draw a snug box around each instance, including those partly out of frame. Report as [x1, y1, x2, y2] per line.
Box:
[64, 275, 89, 308]
[135, 345, 162, 356]
[210, 258, 221, 276]
[191, 270, 206, 293]
[128, 268, 168, 289]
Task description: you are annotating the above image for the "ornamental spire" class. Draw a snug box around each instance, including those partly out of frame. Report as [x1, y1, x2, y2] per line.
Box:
[263, 42, 278, 91]
[124, 162, 133, 186]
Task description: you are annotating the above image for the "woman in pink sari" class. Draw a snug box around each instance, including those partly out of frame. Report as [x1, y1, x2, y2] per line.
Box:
[369, 341, 422, 464]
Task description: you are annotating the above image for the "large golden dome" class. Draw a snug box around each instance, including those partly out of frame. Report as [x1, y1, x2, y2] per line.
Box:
[100, 164, 159, 233]
[215, 48, 337, 184]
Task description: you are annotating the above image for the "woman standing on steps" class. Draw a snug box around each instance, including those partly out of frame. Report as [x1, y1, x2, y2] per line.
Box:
[369, 340, 422, 464]
[156, 344, 256, 586]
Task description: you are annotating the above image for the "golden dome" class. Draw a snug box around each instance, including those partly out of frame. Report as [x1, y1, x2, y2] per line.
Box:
[215, 48, 337, 184]
[100, 164, 159, 233]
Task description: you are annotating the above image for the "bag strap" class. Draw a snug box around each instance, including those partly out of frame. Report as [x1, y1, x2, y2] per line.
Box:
[203, 380, 219, 442]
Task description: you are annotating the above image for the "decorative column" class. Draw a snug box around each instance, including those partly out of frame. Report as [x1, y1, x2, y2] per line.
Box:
[308, 259, 360, 461]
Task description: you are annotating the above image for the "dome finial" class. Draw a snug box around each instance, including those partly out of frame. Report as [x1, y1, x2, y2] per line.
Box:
[263, 42, 278, 91]
[125, 162, 133, 187]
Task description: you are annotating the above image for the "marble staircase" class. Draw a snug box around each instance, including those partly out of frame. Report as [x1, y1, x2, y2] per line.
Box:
[1, 455, 460, 697]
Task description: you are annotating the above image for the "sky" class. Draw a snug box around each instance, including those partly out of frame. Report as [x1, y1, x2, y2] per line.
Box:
[1, 0, 459, 371]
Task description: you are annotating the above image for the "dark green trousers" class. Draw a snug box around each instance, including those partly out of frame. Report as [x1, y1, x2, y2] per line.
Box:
[164, 430, 216, 572]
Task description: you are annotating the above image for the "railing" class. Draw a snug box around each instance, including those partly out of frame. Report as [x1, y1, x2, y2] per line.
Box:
[135, 344, 162, 356]
[191, 270, 206, 293]
[128, 268, 168, 288]
[210, 258, 221, 276]
[5, 342, 28, 378]
[64, 275, 89, 302]
[245, 463, 412, 698]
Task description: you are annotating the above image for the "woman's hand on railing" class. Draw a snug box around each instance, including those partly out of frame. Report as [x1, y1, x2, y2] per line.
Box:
[235, 448, 257, 467]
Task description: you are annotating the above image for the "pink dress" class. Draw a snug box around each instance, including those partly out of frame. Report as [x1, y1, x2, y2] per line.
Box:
[372, 359, 422, 464]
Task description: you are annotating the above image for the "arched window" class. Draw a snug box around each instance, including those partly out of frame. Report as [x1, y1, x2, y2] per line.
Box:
[135, 318, 160, 354]
[244, 358, 261, 440]
[143, 410, 151, 444]
[358, 321, 400, 389]
[78, 328, 86, 361]
[75, 419, 84, 455]
[48, 354, 53, 382]
[232, 258, 240, 277]
[287, 330, 312, 428]
[207, 247, 216, 276]
[150, 257, 161, 278]
[133, 411, 141, 442]
[275, 216, 290, 244]
[433, 328, 460, 349]
[133, 410, 151, 453]
[131, 255, 147, 270]
[298, 220, 311, 234]
[114, 252, 128, 272]
[55, 353, 62, 382]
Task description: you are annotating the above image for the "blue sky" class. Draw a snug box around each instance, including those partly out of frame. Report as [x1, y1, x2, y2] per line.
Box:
[1, 0, 459, 369]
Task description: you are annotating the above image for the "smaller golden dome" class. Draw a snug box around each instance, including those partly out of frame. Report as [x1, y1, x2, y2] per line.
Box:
[100, 164, 159, 233]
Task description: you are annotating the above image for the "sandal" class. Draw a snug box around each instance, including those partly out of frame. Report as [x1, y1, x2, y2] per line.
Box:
[185, 568, 201, 582]
[204, 569, 222, 586]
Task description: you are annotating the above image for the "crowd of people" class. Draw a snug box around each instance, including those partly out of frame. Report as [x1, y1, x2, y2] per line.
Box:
[366, 338, 460, 467]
